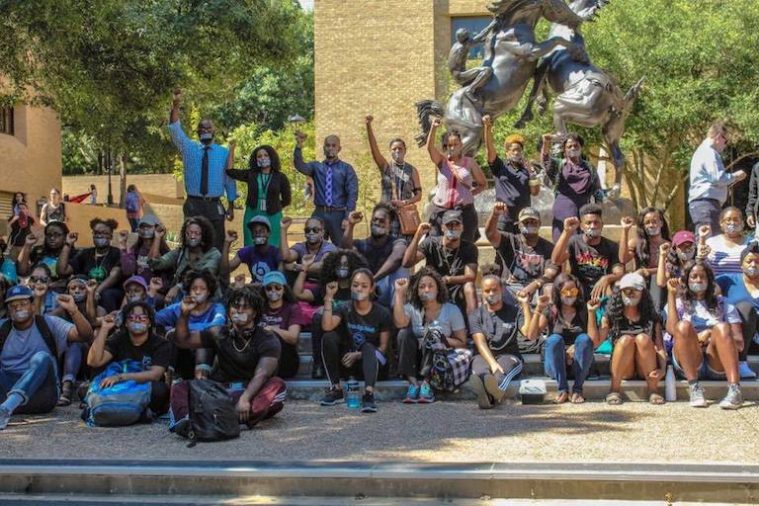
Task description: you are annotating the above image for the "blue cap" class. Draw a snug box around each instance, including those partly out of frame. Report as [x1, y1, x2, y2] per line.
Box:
[247, 215, 271, 231]
[5, 285, 33, 303]
[262, 271, 286, 287]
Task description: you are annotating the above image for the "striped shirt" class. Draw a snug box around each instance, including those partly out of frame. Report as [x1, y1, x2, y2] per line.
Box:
[167, 121, 237, 201]
[706, 234, 749, 277]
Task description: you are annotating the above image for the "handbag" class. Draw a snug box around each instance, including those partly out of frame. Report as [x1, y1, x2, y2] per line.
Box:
[390, 164, 421, 235]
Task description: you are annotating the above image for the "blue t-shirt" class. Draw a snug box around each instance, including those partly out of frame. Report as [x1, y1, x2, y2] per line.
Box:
[0, 257, 18, 284]
[0, 315, 73, 373]
[716, 273, 759, 312]
[236, 245, 281, 283]
[155, 302, 226, 332]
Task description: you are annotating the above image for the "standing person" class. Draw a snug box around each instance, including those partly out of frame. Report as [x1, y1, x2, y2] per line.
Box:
[688, 121, 746, 237]
[226, 141, 291, 248]
[293, 131, 358, 245]
[745, 160, 759, 229]
[124, 185, 145, 233]
[89, 184, 98, 206]
[425, 118, 487, 243]
[482, 115, 539, 233]
[541, 133, 603, 242]
[39, 188, 66, 226]
[11, 192, 26, 217]
[365, 115, 423, 237]
[168, 88, 237, 252]
[7, 201, 34, 260]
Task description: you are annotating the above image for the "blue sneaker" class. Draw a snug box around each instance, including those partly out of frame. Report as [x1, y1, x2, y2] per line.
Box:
[418, 382, 435, 404]
[403, 384, 420, 404]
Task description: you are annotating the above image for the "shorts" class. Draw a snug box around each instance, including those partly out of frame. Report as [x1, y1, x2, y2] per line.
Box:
[672, 350, 727, 380]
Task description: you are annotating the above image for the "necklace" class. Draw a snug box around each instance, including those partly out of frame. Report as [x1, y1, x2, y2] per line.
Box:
[231, 332, 253, 353]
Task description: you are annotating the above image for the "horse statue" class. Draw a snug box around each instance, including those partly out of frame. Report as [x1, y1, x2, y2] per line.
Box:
[514, 0, 644, 194]
[416, 0, 592, 155]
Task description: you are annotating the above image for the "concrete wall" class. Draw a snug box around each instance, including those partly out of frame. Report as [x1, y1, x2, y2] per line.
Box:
[62, 174, 185, 205]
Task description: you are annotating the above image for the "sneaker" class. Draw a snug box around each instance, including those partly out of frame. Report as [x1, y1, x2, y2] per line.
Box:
[0, 406, 11, 431]
[319, 387, 344, 406]
[403, 384, 420, 404]
[361, 392, 377, 413]
[484, 374, 506, 403]
[719, 384, 743, 410]
[738, 361, 757, 380]
[417, 382, 435, 404]
[467, 375, 493, 409]
[689, 382, 707, 408]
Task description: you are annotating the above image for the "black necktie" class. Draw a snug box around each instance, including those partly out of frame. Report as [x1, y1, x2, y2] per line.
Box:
[201, 146, 210, 196]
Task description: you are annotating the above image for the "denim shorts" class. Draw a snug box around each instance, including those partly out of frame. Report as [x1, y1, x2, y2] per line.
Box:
[672, 350, 727, 380]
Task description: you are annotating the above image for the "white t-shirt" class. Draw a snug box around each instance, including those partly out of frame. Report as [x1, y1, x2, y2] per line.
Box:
[667, 296, 741, 333]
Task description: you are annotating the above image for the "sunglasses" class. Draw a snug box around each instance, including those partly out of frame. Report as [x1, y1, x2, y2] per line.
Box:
[305, 227, 321, 234]
[560, 288, 579, 297]
[265, 285, 283, 292]
[30, 276, 50, 283]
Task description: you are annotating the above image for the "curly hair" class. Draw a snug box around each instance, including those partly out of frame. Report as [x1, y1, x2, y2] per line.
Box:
[440, 129, 462, 148]
[182, 269, 217, 297]
[550, 272, 585, 314]
[604, 283, 658, 340]
[180, 216, 215, 252]
[319, 249, 369, 285]
[89, 218, 119, 231]
[226, 286, 265, 324]
[479, 263, 502, 285]
[248, 145, 281, 172]
[635, 207, 671, 268]
[120, 300, 156, 328]
[681, 261, 721, 317]
[371, 201, 397, 224]
[504, 134, 526, 148]
[407, 267, 449, 309]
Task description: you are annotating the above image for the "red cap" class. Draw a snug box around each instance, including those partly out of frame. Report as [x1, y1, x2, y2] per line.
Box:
[672, 230, 695, 247]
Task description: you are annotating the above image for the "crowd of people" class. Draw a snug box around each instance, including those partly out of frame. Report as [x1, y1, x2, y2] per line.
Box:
[0, 106, 756, 434]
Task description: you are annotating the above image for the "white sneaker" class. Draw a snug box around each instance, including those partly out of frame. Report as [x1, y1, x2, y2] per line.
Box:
[689, 383, 707, 408]
[719, 384, 743, 410]
[738, 361, 757, 380]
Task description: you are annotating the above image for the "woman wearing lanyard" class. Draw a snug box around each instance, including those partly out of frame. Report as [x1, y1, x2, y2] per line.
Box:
[425, 118, 487, 243]
[226, 141, 292, 247]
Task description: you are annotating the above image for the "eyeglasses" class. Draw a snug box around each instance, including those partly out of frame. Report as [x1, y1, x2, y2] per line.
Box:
[304, 228, 321, 234]
[265, 285, 283, 292]
[30, 276, 50, 283]
[127, 314, 150, 322]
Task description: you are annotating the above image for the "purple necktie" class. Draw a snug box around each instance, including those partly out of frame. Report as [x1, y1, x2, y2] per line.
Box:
[325, 164, 334, 206]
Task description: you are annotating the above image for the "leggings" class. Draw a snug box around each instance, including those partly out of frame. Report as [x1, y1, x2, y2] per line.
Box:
[321, 330, 383, 388]
[734, 301, 757, 361]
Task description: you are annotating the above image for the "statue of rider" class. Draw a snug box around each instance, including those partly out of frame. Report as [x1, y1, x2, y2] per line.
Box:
[448, 22, 496, 103]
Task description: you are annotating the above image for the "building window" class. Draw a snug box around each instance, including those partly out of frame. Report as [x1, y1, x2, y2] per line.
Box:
[0, 107, 13, 136]
[451, 16, 492, 60]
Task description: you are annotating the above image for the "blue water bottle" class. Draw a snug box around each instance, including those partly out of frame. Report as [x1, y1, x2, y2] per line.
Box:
[346, 377, 361, 409]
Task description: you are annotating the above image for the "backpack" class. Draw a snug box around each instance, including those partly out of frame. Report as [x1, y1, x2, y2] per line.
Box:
[0, 315, 59, 357]
[169, 379, 240, 443]
[82, 360, 152, 427]
[125, 192, 140, 213]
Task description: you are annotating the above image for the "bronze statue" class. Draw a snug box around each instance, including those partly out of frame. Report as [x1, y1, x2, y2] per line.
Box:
[516, 0, 644, 195]
[448, 24, 496, 103]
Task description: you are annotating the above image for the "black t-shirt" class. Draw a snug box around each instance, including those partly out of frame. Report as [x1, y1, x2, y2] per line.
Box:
[545, 307, 588, 346]
[354, 237, 405, 275]
[202, 326, 281, 382]
[30, 246, 70, 281]
[335, 303, 392, 350]
[420, 237, 478, 278]
[69, 247, 121, 283]
[567, 235, 619, 295]
[104, 330, 172, 371]
[468, 302, 522, 357]
[496, 232, 554, 285]
[490, 156, 531, 219]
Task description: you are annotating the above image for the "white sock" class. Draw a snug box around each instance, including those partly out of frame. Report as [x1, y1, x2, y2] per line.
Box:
[1, 393, 24, 414]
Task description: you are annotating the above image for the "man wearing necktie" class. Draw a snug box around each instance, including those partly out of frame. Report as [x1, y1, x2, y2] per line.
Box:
[168, 88, 237, 252]
[293, 132, 358, 245]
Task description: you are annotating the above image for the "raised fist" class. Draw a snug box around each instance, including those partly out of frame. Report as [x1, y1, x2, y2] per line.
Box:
[325, 281, 339, 298]
[225, 230, 238, 244]
[698, 225, 711, 240]
[394, 278, 409, 291]
[586, 298, 601, 311]
[66, 232, 78, 246]
[365, 115, 373, 125]
[417, 223, 431, 236]
[492, 202, 507, 216]
[659, 243, 671, 256]
[620, 217, 635, 230]
[563, 216, 580, 232]
[101, 312, 119, 331]
[154, 226, 166, 239]
[25, 234, 38, 247]
[281, 217, 293, 230]
[431, 117, 442, 129]
[536, 294, 551, 310]
[348, 211, 363, 225]
[666, 278, 680, 295]
[482, 115, 492, 128]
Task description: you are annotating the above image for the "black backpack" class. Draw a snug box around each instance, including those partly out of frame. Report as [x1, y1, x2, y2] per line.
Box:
[175, 380, 240, 443]
[0, 315, 59, 357]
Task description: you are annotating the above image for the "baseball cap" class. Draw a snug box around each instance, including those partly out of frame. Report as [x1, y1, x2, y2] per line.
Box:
[619, 273, 646, 291]
[518, 207, 540, 222]
[247, 215, 271, 231]
[5, 285, 33, 304]
[263, 271, 287, 287]
[138, 214, 161, 227]
[123, 275, 148, 291]
[441, 210, 463, 225]
[672, 230, 695, 247]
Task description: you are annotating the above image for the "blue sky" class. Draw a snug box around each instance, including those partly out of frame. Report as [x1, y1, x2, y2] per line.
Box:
[298, 0, 313, 11]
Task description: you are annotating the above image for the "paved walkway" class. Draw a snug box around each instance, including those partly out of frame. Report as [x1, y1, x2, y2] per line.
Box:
[1, 401, 758, 464]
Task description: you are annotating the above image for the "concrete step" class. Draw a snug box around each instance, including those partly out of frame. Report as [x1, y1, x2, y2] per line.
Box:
[0, 461, 756, 503]
[284, 377, 759, 403]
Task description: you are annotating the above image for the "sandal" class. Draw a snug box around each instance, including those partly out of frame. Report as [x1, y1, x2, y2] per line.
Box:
[554, 391, 569, 404]
[649, 392, 665, 405]
[57, 381, 73, 407]
[570, 392, 585, 404]
[605, 392, 623, 405]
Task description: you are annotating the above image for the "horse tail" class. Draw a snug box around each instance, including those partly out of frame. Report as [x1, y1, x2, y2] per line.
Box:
[623, 77, 645, 112]
[415, 99, 445, 147]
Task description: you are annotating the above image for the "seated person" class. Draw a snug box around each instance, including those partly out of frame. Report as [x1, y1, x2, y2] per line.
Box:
[260, 271, 304, 379]
[392, 268, 468, 404]
[524, 273, 595, 404]
[666, 261, 744, 409]
[403, 211, 478, 316]
[0, 287, 93, 430]
[485, 203, 555, 296]
[118, 214, 170, 285]
[656, 231, 695, 299]
[58, 218, 123, 312]
[467, 266, 528, 409]
[222, 216, 282, 284]
[591, 273, 666, 406]
[552, 205, 622, 300]
[280, 216, 337, 283]
[148, 216, 221, 303]
[29, 264, 58, 315]
[86, 302, 171, 416]
[18, 221, 71, 291]
[342, 203, 407, 307]
[319, 269, 392, 413]
[173, 286, 286, 427]
[122, 275, 164, 310]
[0, 237, 18, 285]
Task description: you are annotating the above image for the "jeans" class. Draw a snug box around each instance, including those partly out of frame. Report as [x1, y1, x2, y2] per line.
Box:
[0, 351, 59, 414]
[62, 342, 84, 383]
[544, 333, 594, 393]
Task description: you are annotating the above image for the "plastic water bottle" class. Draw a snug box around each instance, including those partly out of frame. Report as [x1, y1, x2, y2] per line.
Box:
[346, 377, 361, 409]
[665, 365, 676, 402]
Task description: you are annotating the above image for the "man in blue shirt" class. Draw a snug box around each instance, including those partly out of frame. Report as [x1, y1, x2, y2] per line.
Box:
[293, 132, 358, 244]
[168, 88, 237, 251]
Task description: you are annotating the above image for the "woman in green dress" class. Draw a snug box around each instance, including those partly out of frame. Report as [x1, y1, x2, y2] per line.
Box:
[226, 142, 292, 247]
